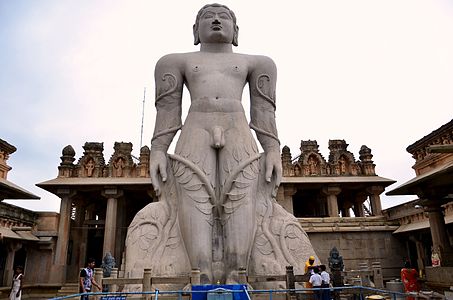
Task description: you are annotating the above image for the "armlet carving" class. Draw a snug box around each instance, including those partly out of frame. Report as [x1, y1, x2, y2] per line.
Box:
[156, 73, 178, 102]
[256, 74, 276, 109]
[249, 123, 280, 145]
[151, 126, 182, 142]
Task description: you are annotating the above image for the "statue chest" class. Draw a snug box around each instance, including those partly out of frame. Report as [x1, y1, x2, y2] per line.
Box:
[184, 59, 248, 84]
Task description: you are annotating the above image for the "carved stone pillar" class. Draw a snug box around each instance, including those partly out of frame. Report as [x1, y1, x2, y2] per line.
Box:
[277, 184, 296, 214]
[322, 185, 341, 217]
[353, 194, 367, 217]
[102, 187, 123, 259]
[425, 204, 453, 265]
[367, 186, 384, 216]
[341, 207, 351, 217]
[4, 242, 22, 286]
[74, 201, 87, 272]
[50, 189, 76, 283]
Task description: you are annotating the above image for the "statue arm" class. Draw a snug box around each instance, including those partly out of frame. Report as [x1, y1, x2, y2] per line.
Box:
[150, 54, 184, 195]
[249, 56, 282, 184]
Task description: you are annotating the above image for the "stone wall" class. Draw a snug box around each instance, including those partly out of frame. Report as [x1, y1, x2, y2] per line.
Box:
[425, 267, 453, 289]
[301, 217, 405, 280]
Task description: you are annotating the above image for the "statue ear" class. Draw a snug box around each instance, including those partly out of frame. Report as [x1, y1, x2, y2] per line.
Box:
[193, 24, 200, 45]
[232, 25, 239, 46]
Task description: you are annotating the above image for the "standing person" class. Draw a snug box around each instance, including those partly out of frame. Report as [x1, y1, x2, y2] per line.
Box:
[9, 266, 23, 300]
[401, 261, 419, 300]
[79, 258, 102, 300]
[305, 256, 316, 274]
[305, 256, 316, 288]
[309, 267, 323, 300]
[320, 265, 331, 300]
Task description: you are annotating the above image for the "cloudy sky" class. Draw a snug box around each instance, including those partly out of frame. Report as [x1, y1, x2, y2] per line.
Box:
[1, 0, 452, 212]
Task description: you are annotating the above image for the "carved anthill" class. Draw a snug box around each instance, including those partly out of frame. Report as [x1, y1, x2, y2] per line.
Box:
[282, 140, 377, 177]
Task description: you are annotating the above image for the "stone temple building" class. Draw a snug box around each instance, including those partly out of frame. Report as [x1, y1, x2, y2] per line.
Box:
[0, 139, 58, 290]
[386, 118, 453, 289]
[33, 138, 401, 286]
[2, 123, 453, 294]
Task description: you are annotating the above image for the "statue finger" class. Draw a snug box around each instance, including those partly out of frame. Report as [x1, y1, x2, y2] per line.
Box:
[275, 170, 282, 187]
[275, 164, 282, 187]
[150, 170, 161, 196]
[159, 162, 168, 182]
[265, 163, 273, 183]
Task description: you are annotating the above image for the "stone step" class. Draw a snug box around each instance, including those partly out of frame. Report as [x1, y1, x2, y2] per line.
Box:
[56, 283, 79, 297]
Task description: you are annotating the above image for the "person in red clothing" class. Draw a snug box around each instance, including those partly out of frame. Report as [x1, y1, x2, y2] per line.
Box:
[401, 261, 419, 299]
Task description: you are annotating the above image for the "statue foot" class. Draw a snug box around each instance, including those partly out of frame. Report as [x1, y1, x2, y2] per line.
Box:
[225, 270, 240, 285]
[200, 273, 212, 285]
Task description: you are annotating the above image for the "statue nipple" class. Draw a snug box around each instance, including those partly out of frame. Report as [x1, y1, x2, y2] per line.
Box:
[211, 126, 225, 149]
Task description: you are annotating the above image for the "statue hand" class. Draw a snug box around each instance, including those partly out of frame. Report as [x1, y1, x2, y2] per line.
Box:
[265, 149, 282, 186]
[150, 150, 168, 196]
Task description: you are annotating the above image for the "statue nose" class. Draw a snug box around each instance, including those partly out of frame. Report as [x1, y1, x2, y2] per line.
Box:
[212, 19, 221, 25]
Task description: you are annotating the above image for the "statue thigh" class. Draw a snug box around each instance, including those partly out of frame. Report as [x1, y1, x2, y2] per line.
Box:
[174, 127, 216, 273]
[218, 127, 258, 272]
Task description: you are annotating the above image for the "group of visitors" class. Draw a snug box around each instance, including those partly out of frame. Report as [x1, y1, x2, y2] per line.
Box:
[7, 255, 420, 300]
[305, 256, 331, 300]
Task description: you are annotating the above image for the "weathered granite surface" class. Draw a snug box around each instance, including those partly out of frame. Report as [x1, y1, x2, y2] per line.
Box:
[124, 3, 317, 286]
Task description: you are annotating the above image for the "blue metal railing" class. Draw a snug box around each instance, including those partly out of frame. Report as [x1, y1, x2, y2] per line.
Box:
[50, 285, 410, 300]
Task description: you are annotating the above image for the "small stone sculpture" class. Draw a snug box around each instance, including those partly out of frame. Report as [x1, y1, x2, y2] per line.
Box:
[101, 252, 116, 278]
[328, 247, 344, 287]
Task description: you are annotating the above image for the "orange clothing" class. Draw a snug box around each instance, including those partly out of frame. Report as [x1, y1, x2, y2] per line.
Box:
[305, 260, 315, 274]
[304, 259, 315, 289]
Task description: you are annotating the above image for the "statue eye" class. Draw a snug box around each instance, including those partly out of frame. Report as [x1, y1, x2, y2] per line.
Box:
[218, 13, 231, 19]
[203, 12, 214, 19]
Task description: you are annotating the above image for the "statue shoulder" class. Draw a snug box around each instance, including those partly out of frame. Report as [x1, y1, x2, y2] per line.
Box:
[155, 53, 190, 73]
[248, 54, 277, 74]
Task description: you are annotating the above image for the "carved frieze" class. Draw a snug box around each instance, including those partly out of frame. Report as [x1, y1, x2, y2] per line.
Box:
[138, 146, 151, 178]
[76, 142, 105, 177]
[0, 138, 16, 179]
[58, 145, 76, 177]
[57, 142, 152, 178]
[407, 119, 453, 163]
[299, 140, 327, 176]
[107, 142, 135, 177]
[282, 139, 378, 177]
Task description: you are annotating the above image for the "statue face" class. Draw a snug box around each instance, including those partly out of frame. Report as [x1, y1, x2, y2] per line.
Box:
[197, 6, 235, 44]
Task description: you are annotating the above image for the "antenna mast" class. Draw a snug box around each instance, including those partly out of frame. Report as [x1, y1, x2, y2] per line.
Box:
[140, 87, 146, 149]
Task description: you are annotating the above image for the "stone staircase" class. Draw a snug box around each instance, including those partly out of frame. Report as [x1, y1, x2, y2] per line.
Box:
[56, 283, 79, 298]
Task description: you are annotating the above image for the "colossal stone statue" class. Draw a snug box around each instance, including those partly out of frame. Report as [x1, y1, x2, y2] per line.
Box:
[125, 3, 318, 286]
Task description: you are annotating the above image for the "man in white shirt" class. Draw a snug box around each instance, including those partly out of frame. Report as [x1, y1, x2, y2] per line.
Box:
[309, 267, 323, 300]
[320, 265, 331, 300]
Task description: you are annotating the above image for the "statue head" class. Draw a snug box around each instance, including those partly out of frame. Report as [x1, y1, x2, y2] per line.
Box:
[330, 247, 339, 259]
[193, 3, 239, 46]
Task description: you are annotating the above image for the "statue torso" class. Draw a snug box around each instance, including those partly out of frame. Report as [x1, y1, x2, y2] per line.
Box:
[183, 52, 250, 99]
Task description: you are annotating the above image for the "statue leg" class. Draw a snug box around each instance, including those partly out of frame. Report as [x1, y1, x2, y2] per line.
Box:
[219, 129, 259, 284]
[174, 127, 216, 284]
